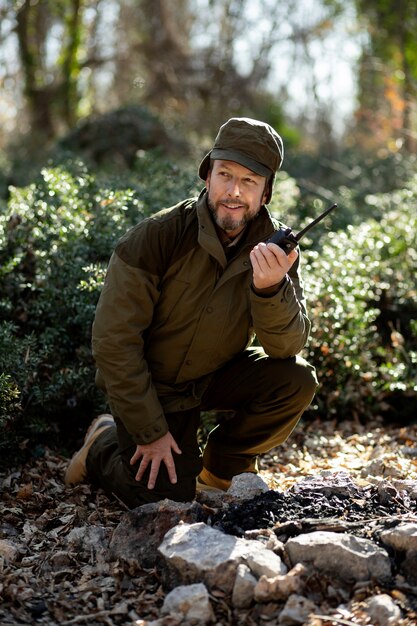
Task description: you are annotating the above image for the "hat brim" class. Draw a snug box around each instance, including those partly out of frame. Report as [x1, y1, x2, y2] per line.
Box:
[198, 148, 273, 181]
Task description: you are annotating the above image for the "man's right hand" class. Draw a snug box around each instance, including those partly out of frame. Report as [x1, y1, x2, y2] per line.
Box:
[129, 432, 182, 490]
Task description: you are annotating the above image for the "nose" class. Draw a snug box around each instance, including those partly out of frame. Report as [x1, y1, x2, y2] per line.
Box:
[227, 178, 241, 197]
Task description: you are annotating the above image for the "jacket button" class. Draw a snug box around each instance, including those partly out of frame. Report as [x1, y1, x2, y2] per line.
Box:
[206, 306, 213, 313]
[186, 359, 192, 365]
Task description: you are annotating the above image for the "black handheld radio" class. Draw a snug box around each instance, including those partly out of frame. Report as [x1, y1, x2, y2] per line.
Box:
[268, 203, 338, 254]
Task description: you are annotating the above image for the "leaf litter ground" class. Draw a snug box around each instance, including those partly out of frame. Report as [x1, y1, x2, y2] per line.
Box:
[1, 415, 417, 625]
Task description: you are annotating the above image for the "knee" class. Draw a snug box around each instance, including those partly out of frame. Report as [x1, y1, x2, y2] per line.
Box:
[290, 358, 318, 407]
[268, 356, 318, 404]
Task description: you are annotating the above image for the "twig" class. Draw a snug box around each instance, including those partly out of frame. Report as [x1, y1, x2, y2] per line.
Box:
[311, 614, 360, 626]
[276, 512, 417, 533]
[61, 611, 110, 626]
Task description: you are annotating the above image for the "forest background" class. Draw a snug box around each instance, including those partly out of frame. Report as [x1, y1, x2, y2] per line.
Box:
[0, 0, 416, 468]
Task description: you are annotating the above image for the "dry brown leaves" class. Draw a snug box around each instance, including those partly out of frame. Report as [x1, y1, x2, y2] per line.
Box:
[1, 415, 417, 625]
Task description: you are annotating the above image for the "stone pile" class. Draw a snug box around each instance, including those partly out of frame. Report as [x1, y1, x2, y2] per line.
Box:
[109, 471, 417, 625]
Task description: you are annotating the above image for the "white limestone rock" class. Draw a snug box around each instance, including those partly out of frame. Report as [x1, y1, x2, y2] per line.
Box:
[278, 593, 318, 625]
[161, 582, 214, 624]
[364, 593, 402, 626]
[231, 563, 257, 609]
[380, 523, 417, 554]
[158, 522, 286, 593]
[285, 531, 391, 583]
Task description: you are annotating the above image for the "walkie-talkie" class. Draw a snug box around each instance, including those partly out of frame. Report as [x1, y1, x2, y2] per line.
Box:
[268, 203, 338, 254]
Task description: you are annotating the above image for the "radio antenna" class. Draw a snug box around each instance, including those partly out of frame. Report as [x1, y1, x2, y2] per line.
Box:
[295, 203, 338, 241]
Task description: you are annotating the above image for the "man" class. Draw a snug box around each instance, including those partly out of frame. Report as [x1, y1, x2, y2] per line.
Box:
[65, 117, 318, 507]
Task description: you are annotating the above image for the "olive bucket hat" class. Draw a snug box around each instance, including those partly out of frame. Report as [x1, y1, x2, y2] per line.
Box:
[198, 117, 284, 203]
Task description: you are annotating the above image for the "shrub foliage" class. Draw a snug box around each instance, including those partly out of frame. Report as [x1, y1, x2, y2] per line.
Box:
[0, 152, 416, 464]
[304, 178, 417, 421]
[0, 154, 197, 459]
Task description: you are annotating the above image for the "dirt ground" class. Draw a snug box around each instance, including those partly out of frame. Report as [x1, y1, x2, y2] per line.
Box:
[1, 414, 417, 625]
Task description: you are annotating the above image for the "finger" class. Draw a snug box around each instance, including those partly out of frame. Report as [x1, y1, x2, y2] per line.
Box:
[251, 251, 278, 280]
[265, 242, 290, 264]
[255, 243, 282, 269]
[287, 248, 299, 264]
[147, 458, 162, 490]
[250, 247, 272, 272]
[130, 448, 143, 465]
[164, 455, 178, 485]
[135, 456, 149, 482]
[170, 440, 182, 455]
[267, 242, 299, 265]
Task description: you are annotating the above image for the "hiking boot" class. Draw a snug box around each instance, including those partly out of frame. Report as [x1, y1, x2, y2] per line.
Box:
[195, 477, 224, 494]
[198, 467, 232, 492]
[64, 414, 115, 486]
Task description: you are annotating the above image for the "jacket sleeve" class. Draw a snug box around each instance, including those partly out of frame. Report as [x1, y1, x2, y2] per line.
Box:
[92, 249, 169, 445]
[250, 251, 311, 358]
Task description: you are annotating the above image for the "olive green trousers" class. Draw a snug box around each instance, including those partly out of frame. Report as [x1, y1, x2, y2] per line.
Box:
[86, 348, 318, 508]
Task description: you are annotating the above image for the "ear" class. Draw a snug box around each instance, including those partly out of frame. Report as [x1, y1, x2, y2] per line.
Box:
[261, 179, 270, 205]
[205, 170, 211, 190]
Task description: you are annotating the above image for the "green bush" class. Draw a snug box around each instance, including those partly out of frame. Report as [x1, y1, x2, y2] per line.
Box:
[304, 176, 417, 421]
[285, 148, 417, 240]
[1, 148, 416, 465]
[0, 153, 198, 460]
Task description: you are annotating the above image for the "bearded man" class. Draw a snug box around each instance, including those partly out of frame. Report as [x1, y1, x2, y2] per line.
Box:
[65, 117, 318, 507]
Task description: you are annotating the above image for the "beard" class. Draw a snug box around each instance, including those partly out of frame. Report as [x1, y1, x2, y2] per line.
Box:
[208, 198, 256, 233]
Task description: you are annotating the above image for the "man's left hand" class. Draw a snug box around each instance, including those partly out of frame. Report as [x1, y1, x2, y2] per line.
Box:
[250, 242, 298, 290]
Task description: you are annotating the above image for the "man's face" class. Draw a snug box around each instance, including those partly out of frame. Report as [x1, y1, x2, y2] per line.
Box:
[206, 160, 268, 237]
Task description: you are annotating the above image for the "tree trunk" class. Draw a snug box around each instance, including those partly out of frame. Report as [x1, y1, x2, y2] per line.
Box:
[15, 1, 56, 139]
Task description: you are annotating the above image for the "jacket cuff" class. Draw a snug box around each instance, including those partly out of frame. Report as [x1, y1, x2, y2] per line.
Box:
[132, 414, 169, 445]
[251, 276, 287, 298]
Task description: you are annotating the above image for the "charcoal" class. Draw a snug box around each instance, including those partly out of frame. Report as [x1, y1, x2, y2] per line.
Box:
[210, 473, 417, 539]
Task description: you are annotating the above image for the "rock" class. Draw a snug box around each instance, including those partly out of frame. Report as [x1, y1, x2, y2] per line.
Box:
[110, 500, 206, 568]
[376, 523, 417, 585]
[401, 550, 417, 585]
[66, 525, 108, 562]
[377, 481, 405, 506]
[361, 457, 403, 479]
[285, 531, 391, 583]
[245, 546, 287, 579]
[232, 564, 257, 608]
[292, 471, 361, 498]
[391, 479, 417, 500]
[161, 583, 214, 624]
[158, 522, 286, 593]
[0, 539, 20, 563]
[244, 528, 285, 554]
[380, 523, 417, 553]
[364, 593, 402, 626]
[227, 473, 270, 500]
[278, 593, 318, 625]
[254, 563, 306, 602]
[197, 472, 270, 508]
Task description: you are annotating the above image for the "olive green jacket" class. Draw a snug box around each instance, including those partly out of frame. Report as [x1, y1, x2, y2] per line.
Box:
[92, 190, 310, 445]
